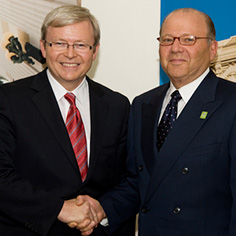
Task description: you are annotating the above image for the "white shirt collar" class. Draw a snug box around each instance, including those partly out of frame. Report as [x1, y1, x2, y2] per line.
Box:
[46, 69, 91, 163]
[46, 69, 88, 105]
[169, 68, 210, 104]
[159, 68, 210, 121]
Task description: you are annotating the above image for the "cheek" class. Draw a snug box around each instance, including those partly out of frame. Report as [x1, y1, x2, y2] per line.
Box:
[159, 46, 170, 57]
[189, 45, 207, 60]
[159, 50, 168, 66]
[190, 52, 206, 65]
[46, 51, 61, 63]
[82, 53, 95, 64]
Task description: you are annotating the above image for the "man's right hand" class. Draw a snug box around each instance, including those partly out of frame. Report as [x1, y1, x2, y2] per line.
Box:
[66, 195, 107, 236]
[58, 198, 97, 234]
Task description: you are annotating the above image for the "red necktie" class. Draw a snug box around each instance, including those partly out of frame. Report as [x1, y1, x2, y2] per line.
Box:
[64, 92, 88, 182]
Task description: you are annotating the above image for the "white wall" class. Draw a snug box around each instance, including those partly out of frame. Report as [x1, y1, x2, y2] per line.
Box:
[82, 0, 160, 102]
[82, 3, 160, 234]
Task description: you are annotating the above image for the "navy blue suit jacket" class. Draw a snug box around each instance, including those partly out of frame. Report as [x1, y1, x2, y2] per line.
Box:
[100, 70, 236, 236]
[0, 69, 134, 236]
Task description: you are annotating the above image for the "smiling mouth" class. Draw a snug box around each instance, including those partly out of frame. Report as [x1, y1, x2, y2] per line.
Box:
[169, 59, 186, 64]
[61, 63, 80, 67]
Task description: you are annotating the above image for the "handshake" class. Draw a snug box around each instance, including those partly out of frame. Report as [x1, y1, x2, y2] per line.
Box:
[58, 195, 106, 236]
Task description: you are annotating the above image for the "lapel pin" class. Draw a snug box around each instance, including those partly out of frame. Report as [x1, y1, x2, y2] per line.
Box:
[200, 111, 208, 119]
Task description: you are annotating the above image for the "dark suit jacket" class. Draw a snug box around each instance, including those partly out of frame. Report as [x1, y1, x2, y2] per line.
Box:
[100, 70, 236, 236]
[0, 69, 135, 236]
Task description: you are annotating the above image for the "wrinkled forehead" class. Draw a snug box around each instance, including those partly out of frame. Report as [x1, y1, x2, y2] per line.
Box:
[161, 11, 208, 36]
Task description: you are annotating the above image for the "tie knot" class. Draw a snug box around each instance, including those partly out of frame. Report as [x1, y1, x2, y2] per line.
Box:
[171, 90, 182, 102]
[64, 92, 76, 106]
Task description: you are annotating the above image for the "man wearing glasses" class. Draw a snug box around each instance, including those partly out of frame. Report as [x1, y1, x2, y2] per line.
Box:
[77, 8, 236, 236]
[0, 5, 135, 236]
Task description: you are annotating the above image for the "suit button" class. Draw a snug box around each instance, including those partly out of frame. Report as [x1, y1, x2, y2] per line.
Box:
[173, 207, 181, 215]
[141, 207, 150, 213]
[139, 165, 143, 171]
[182, 167, 189, 175]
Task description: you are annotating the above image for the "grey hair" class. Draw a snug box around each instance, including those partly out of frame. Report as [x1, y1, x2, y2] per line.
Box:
[41, 5, 100, 46]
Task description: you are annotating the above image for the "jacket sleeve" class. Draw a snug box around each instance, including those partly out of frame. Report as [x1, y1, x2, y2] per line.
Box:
[99, 99, 140, 234]
[229, 114, 236, 235]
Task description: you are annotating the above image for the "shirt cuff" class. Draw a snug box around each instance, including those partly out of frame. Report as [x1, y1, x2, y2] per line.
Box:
[100, 218, 109, 227]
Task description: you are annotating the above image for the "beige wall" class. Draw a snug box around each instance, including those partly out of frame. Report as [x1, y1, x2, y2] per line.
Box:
[81, 1, 160, 234]
[82, 0, 160, 101]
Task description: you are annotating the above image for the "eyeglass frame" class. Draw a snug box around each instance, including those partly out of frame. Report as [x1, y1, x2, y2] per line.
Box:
[44, 40, 93, 52]
[157, 35, 213, 46]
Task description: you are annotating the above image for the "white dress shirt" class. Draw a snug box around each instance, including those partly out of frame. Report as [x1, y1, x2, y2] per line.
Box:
[47, 69, 91, 165]
[47, 70, 109, 225]
[159, 68, 210, 123]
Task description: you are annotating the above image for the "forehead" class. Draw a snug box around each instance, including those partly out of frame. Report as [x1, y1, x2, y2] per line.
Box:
[161, 11, 207, 36]
[46, 21, 94, 39]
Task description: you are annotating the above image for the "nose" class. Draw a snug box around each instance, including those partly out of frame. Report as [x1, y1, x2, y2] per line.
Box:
[171, 38, 183, 53]
[64, 45, 77, 58]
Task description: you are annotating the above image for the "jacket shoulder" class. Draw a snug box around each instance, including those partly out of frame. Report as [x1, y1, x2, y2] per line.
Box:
[0, 70, 45, 94]
[86, 77, 130, 105]
[132, 83, 168, 104]
[216, 77, 236, 101]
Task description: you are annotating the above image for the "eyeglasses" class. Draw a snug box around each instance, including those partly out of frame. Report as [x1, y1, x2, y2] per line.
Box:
[157, 35, 213, 46]
[44, 40, 93, 52]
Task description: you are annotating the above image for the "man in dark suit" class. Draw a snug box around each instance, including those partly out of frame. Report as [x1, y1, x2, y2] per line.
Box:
[78, 8, 236, 236]
[0, 5, 135, 236]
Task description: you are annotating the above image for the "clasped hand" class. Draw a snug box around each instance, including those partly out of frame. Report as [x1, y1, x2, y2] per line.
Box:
[58, 195, 106, 236]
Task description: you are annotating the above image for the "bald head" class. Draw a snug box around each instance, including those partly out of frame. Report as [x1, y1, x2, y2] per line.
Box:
[160, 8, 216, 41]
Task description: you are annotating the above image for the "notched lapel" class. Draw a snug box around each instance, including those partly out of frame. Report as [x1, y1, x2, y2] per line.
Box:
[141, 103, 159, 174]
[31, 71, 79, 172]
[86, 78, 108, 179]
[141, 85, 169, 174]
[144, 71, 222, 203]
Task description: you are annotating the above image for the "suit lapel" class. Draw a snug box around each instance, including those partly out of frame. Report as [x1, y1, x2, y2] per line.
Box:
[141, 84, 169, 174]
[144, 71, 223, 203]
[30, 70, 79, 172]
[85, 78, 108, 179]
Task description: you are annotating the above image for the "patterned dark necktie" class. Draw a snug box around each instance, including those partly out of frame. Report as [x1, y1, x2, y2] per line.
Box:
[64, 93, 88, 182]
[157, 90, 182, 151]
